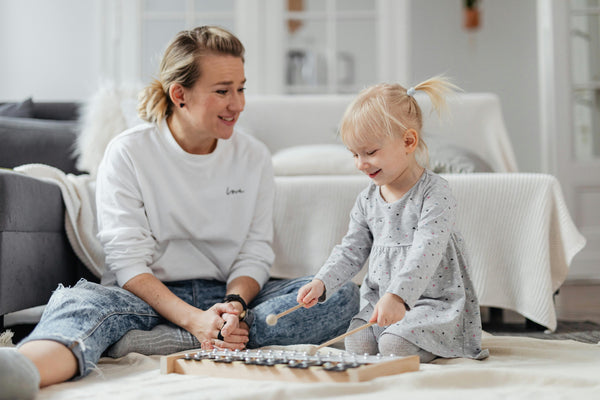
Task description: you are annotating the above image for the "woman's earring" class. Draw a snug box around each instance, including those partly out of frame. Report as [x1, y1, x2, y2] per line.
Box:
[179, 103, 185, 108]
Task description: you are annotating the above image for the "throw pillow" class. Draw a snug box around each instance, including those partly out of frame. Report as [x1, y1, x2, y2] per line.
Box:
[0, 116, 79, 173]
[0, 98, 34, 118]
[272, 144, 360, 176]
[428, 143, 494, 173]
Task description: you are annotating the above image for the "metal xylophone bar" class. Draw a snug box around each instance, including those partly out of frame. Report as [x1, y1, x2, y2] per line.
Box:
[161, 348, 420, 382]
[180, 348, 400, 372]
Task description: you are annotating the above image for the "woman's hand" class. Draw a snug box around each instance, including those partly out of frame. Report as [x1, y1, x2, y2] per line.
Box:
[297, 279, 325, 308]
[369, 293, 407, 327]
[123, 274, 246, 349]
[190, 303, 249, 351]
[212, 279, 259, 349]
[217, 305, 250, 349]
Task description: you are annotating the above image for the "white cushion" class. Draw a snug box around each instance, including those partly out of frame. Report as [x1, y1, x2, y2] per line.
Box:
[75, 82, 142, 176]
[272, 144, 360, 176]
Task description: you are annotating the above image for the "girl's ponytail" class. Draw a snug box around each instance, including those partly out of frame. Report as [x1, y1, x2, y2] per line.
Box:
[410, 75, 461, 118]
[339, 75, 460, 170]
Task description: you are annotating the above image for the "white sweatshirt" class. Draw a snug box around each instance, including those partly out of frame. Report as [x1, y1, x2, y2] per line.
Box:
[96, 120, 275, 288]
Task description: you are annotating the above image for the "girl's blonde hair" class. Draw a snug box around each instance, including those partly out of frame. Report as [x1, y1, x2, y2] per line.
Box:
[138, 26, 245, 123]
[339, 75, 460, 167]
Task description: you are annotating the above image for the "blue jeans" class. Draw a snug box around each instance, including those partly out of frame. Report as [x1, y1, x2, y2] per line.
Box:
[19, 277, 359, 378]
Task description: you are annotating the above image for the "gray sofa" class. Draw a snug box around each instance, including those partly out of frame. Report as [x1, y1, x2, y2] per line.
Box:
[0, 102, 81, 173]
[0, 101, 96, 334]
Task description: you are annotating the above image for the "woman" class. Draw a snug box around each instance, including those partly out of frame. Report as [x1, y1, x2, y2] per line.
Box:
[0, 26, 358, 400]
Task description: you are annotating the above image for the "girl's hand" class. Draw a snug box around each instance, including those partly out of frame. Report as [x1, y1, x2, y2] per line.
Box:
[297, 279, 325, 308]
[187, 303, 248, 350]
[369, 293, 407, 327]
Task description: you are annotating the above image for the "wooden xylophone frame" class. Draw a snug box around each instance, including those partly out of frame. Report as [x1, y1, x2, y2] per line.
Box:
[160, 348, 420, 383]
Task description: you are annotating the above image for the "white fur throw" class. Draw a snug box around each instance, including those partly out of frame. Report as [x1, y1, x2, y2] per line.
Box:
[0, 330, 14, 347]
[75, 82, 142, 176]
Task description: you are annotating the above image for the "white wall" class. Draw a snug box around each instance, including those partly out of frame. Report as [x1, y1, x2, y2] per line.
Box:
[0, 0, 103, 101]
[0, 0, 542, 172]
[410, 0, 541, 173]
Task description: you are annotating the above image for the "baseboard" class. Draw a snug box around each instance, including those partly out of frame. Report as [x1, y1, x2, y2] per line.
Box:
[565, 257, 600, 281]
[555, 282, 600, 324]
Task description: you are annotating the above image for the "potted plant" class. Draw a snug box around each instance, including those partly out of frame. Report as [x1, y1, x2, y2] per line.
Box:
[464, 0, 481, 30]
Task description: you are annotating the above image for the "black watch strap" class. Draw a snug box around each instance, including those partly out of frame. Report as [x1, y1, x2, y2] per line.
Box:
[223, 294, 248, 321]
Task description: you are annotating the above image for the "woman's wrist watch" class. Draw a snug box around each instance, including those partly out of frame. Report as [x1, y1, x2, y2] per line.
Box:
[223, 294, 248, 322]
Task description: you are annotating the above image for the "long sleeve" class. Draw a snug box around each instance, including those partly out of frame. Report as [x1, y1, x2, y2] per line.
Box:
[314, 190, 372, 297]
[227, 146, 275, 288]
[96, 131, 157, 287]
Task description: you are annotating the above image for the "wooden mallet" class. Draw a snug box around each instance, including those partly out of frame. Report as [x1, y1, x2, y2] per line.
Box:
[316, 322, 375, 350]
[266, 303, 305, 326]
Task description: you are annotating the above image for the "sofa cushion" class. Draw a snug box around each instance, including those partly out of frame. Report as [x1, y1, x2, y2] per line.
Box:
[0, 98, 34, 118]
[0, 116, 79, 173]
[31, 102, 80, 121]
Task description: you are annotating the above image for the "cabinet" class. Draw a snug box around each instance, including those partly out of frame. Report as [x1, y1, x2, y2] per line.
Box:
[278, 0, 378, 94]
[538, 0, 600, 280]
[570, 0, 600, 160]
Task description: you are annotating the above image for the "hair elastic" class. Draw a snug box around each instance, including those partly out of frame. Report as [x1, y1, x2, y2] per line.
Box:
[406, 87, 416, 97]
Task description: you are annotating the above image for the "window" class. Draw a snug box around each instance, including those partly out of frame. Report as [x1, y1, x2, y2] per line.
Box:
[140, 0, 236, 84]
[283, 0, 377, 94]
[103, 0, 408, 95]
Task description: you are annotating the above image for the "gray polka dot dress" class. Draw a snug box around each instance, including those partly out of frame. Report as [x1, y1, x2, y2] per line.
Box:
[315, 170, 488, 360]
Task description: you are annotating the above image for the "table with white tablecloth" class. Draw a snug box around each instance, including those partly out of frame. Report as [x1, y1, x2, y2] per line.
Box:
[271, 173, 586, 331]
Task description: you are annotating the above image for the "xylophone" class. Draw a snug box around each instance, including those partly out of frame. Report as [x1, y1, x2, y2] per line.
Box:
[160, 348, 419, 383]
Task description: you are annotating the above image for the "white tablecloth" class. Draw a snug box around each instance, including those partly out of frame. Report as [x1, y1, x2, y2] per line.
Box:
[448, 173, 586, 330]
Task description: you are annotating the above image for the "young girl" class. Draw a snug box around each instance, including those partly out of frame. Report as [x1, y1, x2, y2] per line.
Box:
[297, 76, 489, 362]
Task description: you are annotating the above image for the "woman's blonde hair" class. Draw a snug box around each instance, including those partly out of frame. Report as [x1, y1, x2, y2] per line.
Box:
[339, 75, 460, 167]
[138, 26, 245, 123]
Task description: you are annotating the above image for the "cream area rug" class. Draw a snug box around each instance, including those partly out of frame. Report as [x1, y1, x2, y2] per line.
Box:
[33, 333, 600, 400]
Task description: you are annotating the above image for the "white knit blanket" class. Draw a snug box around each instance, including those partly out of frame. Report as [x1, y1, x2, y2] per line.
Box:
[448, 173, 586, 331]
